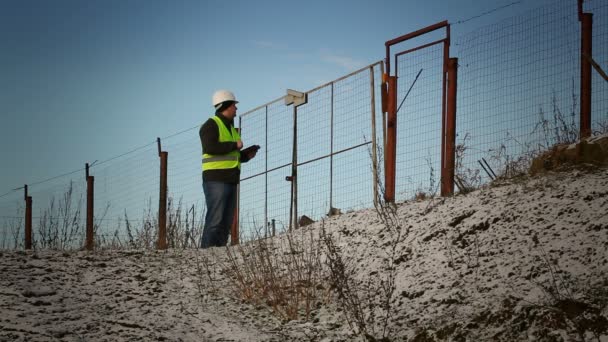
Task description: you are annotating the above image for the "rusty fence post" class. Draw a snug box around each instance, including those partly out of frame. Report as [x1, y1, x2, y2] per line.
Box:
[231, 200, 239, 246]
[86, 163, 95, 250]
[231, 125, 241, 246]
[157, 138, 168, 250]
[442, 58, 458, 196]
[580, 10, 593, 139]
[24, 185, 32, 250]
[384, 75, 397, 203]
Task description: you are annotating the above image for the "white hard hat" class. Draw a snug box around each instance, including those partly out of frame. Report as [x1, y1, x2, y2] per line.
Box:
[212, 90, 238, 107]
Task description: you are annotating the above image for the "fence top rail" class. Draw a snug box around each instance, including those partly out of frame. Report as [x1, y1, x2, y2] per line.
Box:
[240, 60, 383, 118]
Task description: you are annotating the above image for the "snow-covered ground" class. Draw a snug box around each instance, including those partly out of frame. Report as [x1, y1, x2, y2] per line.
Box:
[1, 166, 607, 341]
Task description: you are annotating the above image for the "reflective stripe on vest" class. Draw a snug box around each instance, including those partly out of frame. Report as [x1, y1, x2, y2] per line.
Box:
[202, 116, 241, 171]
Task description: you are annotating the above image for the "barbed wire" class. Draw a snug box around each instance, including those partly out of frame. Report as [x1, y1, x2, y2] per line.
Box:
[0, 140, 158, 198]
[160, 124, 200, 141]
[91, 140, 157, 168]
[453, 1, 522, 25]
[0, 188, 22, 199]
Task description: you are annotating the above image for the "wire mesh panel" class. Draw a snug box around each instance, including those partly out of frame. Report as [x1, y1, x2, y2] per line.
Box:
[162, 128, 207, 248]
[454, 0, 582, 185]
[0, 190, 26, 249]
[239, 173, 266, 240]
[395, 44, 444, 201]
[295, 64, 380, 223]
[265, 167, 292, 235]
[239, 104, 270, 239]
[238, 62, 382, 238]
[330, 65, 380, 212]
[265, 99, 293, 232]
[239, 106, 268, 181]
[266, 101, 294, 172]
[332, 147, 375, 212]
[239, 99, 293, 238]
[587, 0, 608, 132]
[296, 85, 332, 220]
[26, 176, 87, 249]
[90, 143, 159, 248]
[297, 159, 331, 219]
[332, 69, 375, 152]
[297, 87, 332, 166]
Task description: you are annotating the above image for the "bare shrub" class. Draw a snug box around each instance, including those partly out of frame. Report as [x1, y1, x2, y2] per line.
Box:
[166, 198, 204, 248]
[321, 223, 368, 335]
[94, 196, 202, 250]
[223, 228, 327, 321]
[454, 133, 482, 193]
[533, 89, 579, 149]
[1, 207, 24, 249]
[594, 120, 608, 135]
[319, 141, 406, 341]
[486, 90, 580, 180]
[120, 201, 157, 250]
[35, 181, 84, 250]
[321, 194, 404, 341]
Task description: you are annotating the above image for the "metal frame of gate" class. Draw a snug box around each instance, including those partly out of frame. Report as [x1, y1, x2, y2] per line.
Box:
[382, 21, 457, 200]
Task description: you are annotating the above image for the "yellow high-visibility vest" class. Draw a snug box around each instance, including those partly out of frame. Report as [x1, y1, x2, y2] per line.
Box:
[202, 116, 241, 171]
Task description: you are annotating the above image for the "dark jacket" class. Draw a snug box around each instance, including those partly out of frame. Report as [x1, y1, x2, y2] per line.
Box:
[199, 113, 251, 184]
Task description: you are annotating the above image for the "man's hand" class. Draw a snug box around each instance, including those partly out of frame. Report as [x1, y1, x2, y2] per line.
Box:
[236, 140, 243, 150]
[242, 145, 260, 160]
[247, 149, 257, 159]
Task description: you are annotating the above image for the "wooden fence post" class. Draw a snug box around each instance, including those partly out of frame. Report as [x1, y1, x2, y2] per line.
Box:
[157, 138, 168, 250]
[384, 75, 397, 203]
[442, 58, 458, 196]
[24, 185, 32, 250]
[579, 10, 593, 139]
[85, 163, 95, 250]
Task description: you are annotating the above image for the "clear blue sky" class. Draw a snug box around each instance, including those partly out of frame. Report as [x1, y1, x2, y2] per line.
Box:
[0, 0, 554, 196]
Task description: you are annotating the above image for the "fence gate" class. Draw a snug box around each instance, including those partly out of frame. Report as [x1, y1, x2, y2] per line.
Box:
[383, 21, 456, 201]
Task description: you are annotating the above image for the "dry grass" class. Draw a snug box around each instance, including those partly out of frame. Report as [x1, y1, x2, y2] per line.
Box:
[0, 209, 23, 249]
[35, 182, 84, 250]
[223, 228, 327, 321]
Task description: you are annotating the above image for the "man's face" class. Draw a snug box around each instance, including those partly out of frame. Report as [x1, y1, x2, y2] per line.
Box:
[223, 102, 238, 120]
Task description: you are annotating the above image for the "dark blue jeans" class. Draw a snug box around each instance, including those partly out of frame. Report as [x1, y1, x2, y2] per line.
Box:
[200, 181, 237, 248]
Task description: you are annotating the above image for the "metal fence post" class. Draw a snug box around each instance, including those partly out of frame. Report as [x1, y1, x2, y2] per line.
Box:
[157, 138, 168, 250]
[24, 185, 32, 250]
[264, 106, 269, 238]
[285, 90, 307, 230]
[292, 105, 298, 230]
[231, 124, 240, 246]
[579, 4, 593, 139]
[380, 63, 387, 179]
[86, 163, 95, 250]
[231, 204, 239, 245]
[330, 83, 334, 213]
[384, 75, 397, 203]
[370, 65, 379, 207]
[442, 58, 458, 196]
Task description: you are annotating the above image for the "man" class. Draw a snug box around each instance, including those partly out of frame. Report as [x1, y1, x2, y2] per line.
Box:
[199, 90, 257, 248]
